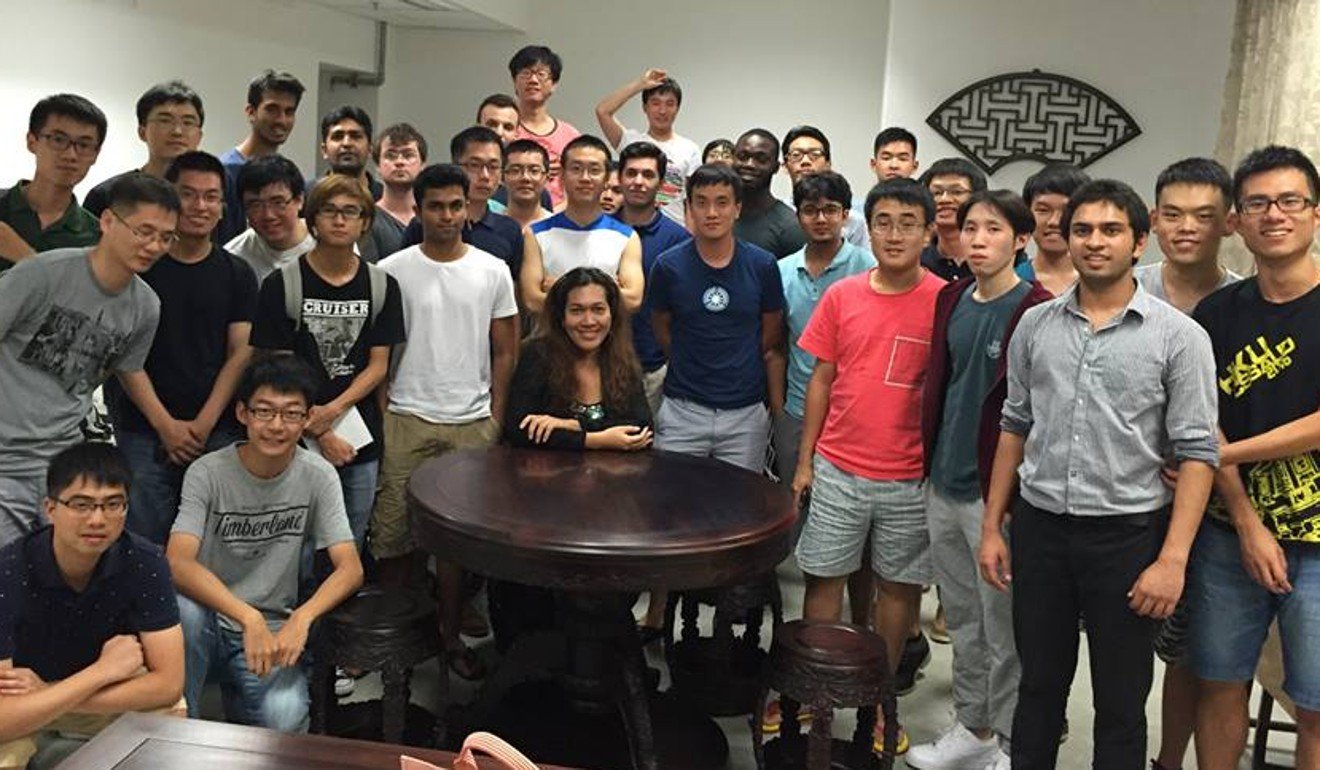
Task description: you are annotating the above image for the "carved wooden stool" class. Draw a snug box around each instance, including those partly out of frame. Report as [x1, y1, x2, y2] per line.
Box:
[752, 620, 897, 770]
[309, 585, 442, 744]
[664, 574, 783, 716]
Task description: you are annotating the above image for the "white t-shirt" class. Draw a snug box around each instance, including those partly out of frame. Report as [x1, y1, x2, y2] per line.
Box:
[224, 229, 316, 282]
[377, 244, 518, 423]
[618, 127, 701, 225]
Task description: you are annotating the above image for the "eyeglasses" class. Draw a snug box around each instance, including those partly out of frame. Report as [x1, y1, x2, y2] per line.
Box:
[148, 114, 201, 131]
[381, 150, 420, 163]
[460, 160, 503, 177]
[39, 131, 100, 156]
[929, 186, 972, 200]
[110, 208, 178, 247]
[55, 496, 128, 517]
[317, 204, 365, 221]
[785, 148, 827, 163]
[871, 218, 925, 235]
[1237, 194, 1315, 216]
[516, 67, 554, 82]
[245, 404, 309, 423]
[504, 164, 546, 179]
[800, 203, 845, 219]
[179, 188, 223, 206]
[244, 195, 295, 214]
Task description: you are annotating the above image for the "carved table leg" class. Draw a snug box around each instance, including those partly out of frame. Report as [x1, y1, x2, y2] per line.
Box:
[807, 703, 833, 770]
[381, 662, 412, 744]
[309, 659, 333, 735]
[618, 640, 659, 770]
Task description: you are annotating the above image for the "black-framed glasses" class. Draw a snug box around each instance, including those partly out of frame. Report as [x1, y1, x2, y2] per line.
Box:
[317, 205, 365, 221]
[785, 148, 827, 163]
[39, 131, 100, 156]
[110, 208, 178, 247]
[1237, 194, 1315, 216]
[55, 496, 128, 517]
[245, 405, 309, 423]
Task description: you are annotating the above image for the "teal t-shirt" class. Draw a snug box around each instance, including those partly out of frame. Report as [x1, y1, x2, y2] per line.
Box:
[930, 281, 1030, 500]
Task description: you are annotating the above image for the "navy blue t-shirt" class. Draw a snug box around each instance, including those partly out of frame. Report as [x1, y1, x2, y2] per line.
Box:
[649, 239, 784, 409]
[0, 527, 179, 681]
[632, 211, 691, 372]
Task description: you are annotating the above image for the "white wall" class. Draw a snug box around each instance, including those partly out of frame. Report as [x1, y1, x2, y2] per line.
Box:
[0, 0, 378, 193]
[882, 0, 1236, 215]
[378, 0, 892, 200]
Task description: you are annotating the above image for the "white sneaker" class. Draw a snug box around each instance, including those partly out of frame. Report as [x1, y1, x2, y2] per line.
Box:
[905, 722, 998, 770]
[334, 667, 355, 697]
[984, 748, 1011, 770]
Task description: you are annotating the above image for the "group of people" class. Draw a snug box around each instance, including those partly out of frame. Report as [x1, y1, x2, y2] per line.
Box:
[0, 40, 1316, 770]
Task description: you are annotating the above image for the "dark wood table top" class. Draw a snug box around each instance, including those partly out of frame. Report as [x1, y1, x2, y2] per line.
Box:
[58, 712, 580, 769]
[407, 447, 796, 592]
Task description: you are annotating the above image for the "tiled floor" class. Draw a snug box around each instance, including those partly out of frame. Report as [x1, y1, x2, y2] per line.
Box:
[203, 556, 1294, 768]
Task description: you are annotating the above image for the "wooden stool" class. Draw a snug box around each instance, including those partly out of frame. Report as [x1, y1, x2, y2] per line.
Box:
[664, 574, 783, 716]
[752, 620, 896, 770]
[309, 585, 442, 744]
[1251, 685, 1298, 770]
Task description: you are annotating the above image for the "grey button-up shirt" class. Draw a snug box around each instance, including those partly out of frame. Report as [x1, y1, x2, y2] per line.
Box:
[1001, 282, 1218, 516]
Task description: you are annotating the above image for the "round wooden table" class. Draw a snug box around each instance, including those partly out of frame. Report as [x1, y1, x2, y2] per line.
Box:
[409, 446, 797, 770]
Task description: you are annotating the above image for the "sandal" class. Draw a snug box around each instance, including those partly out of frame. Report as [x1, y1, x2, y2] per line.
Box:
[447, 646, 487, 681]
[761, 699, 812, 734]
[873, 719, 909, 755]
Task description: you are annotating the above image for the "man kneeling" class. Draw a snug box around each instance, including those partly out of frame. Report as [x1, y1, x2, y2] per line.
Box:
[166, 353, 362, 732]
[0, 443, 184, 769]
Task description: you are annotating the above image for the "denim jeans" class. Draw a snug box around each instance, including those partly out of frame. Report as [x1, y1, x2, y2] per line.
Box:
[115, 427, 242, 546]
[178, 594, 309, 732]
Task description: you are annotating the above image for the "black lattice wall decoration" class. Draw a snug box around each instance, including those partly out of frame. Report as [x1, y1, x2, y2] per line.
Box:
[926, 69, 1142, 174]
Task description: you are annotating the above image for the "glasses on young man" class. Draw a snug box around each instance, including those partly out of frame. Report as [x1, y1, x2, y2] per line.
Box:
[1237, 194, 1315, 216]
[110, 208, 178, 247]
[929, 186, 972, 200]
[55, 496, 128, 517]
[800, 203, 845, 219]
[39, 131, 100, 156]
[244, 195, 296, 214]
[785, 148, 827, 163]
[245, 405, 310, 424]
[461, 160, 503, 177]
[148, 115, 201, 131]
[504, 164, 546, 179]
[317, 205, 366, 221]
[871, 217, 925, 235]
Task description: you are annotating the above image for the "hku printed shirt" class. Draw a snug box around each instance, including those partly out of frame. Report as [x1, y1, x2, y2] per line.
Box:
[172, 444, 353, 631]
[0, 248, 159, 474]
[1195, 278, 1320, 543]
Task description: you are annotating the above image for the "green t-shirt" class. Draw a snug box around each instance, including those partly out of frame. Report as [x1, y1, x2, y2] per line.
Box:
[0, 182, 100, 271]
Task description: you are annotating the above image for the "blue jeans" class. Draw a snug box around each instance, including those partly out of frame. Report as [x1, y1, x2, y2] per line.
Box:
[115, 427, 241, 546]
[177, 595, 310, 732]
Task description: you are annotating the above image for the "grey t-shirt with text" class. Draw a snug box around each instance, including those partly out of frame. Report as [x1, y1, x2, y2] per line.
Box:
[173, 444, 353, 631]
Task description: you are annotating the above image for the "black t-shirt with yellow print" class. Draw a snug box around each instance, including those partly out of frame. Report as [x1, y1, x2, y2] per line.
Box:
[1194, 277, 1320, 543]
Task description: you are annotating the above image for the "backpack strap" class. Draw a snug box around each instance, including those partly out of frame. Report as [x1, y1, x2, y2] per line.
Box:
[280, 259, 304, 332]
[366, 262, 387, 327]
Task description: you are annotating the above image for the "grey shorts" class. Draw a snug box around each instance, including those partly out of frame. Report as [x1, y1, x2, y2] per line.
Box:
[795, 454, 931, 583]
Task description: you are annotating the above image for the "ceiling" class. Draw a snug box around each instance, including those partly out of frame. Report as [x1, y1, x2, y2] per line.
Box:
[301, 0, 519, 30]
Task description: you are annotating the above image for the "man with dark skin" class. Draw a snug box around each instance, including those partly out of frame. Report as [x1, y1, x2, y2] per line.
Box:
[733, 129, 805, 259]
[218, 71, 305, 243]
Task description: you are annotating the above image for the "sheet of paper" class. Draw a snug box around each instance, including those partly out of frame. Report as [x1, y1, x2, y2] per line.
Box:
[305, 405, 373, 456]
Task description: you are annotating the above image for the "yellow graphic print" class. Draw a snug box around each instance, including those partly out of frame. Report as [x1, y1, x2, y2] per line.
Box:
[1245, 454, 1320, 543]
[1219, 335, 1296, 398]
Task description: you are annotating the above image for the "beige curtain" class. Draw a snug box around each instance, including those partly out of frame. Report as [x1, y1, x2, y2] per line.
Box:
[1215, 0, 1320, 274]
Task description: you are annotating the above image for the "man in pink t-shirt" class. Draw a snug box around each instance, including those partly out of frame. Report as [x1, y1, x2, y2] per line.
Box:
[508, 45, 580, 208]
[793, 178, 945, 748]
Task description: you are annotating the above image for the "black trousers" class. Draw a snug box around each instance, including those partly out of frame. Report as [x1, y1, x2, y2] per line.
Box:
[1009, 498, 1168, 770]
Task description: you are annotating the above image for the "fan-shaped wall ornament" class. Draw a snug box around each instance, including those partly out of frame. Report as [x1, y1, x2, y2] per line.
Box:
[926, 69, 1142, 174]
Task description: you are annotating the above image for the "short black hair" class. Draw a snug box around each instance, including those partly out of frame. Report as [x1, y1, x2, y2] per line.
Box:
[562, 134, 613, 169]
[236, 154, 305, 200]
[505, 139, 549, 170]
[736, 128, 780, 160]
[135, 80, 204, 127]
[450, 125, 504, 162]
[47, 442, 132, 499]
[687, 163, 744, 205]
[107, 172, 181, 216]
[374, 122, 428, 163]
[782, 125, 831, 162]
[957, 189, 1036, 236]
[702, 138, 734, 163]
[642, 78, 682, 107]
[1232, 145, 1320, 208]
[864, 178, 935, 225]
[873, 127, 917, 156]
[793, 171, 851, 210]
[246, 70, 305, 109]
[1062, 179, 1151, 239]
[1155, 157, 1233, 209]
[920, 158, 988, 193]
[508, 45, 563, 82]
[165, 150, 226, 186]
[413, 162, 470, 207]
[320, 105, 373, 142]
[619, 141, 668, 180]
[29, 93, 107, 146]
[236, 351, 318, 407]
[1022, 162, 1091, 206]
[476, 93, 519, 120]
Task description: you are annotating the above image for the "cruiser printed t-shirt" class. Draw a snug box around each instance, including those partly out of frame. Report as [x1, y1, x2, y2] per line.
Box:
[172, 444, 353, 631]
[1195, 278, 1320, 543]
[0, 248, 159, 475]
[250, 257, 406, 464]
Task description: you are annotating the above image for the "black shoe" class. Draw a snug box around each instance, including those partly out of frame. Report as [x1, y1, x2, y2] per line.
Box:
[894, 633, 931, 695]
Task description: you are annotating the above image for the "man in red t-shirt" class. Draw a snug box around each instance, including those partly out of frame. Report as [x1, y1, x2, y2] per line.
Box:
[508, 45, 580, 208]
[793, 178, 945, 751]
